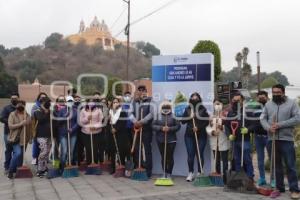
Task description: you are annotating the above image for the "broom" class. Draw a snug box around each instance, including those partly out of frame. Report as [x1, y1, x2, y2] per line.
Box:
[15, 113, 33, 178]
[131, 109, 148, 181]
[192, 112, 212, 187]
[47, 111, 61, 179]
[155, 115, 174, 186]
[85, 113, 102, 175]
[125, 128, 139, 178]
[62, 108, 79, 178]
[111, 124, 125, 178]
[209, 112, 224, 186]
[269, 115, 280, 198]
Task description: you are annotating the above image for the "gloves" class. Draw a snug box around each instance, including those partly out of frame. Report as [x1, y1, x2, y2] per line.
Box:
[229, 134, 236, 141]
[241, 127, 248, 135]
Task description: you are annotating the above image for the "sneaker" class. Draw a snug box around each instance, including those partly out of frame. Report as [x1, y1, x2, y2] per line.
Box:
[258, 178, 267, 186]
[31, 158, 37, 165]
[196, 172, 201, 177]
[166, 174, 172, 179]
[186, 172, 194, 182]
[4, 169, 9, 176]
[271, 180, 276, 188]
[291, 192, 300, 200]
[37, 171, 46, 178]
[7, 172, 14, 179]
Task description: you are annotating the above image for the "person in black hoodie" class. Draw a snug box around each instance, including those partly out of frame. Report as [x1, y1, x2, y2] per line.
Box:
[181, 92, 209, 182]
[109, 97, 130, 174]
[34, 97, 52, 177]
[152, 101, 180, 178]
[224, 93, 255, 188]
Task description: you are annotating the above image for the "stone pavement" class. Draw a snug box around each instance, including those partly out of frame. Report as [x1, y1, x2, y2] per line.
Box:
[0, 124, 291, 200]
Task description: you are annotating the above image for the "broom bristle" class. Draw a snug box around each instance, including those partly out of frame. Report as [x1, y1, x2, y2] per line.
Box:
[209, 173, 224, 187]
[85, 163, 102, 175]
[15, 166, 33, 178]
[62, 166, 79, 178]
[99, 162, 112, 172]
[131, 168, 148, 181]
[79, 162, 88, 171]
[154, 178, 174, 186]
[47, 167, 61, 179]
[113, 166, 125, 178]
[193, 174, 213, 187]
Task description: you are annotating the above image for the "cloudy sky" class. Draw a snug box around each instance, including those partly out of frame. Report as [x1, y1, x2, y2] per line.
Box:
[0, 0, 299, 86]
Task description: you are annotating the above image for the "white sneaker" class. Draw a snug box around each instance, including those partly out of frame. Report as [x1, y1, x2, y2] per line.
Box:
[31, 158, 37, 165]
[196, 172, 201, 177]
[186, 172, 194, 182]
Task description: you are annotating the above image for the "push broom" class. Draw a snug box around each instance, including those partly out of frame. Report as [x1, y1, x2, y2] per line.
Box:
[62, 108, 79, 178]
[85, 114, 102, 175]
[125, 127, 139, 178]
[15, 113, 33, 178]
[192, 112, 212, 187]
[209, 112, 224, 186]
[47, 112, 61, 179]
[155, 115, 174, 186]
[258, 115, 280, 198]
[111, 125, 125, 178]
[131, 110, 148, 181]
[100, 152, 112, 173]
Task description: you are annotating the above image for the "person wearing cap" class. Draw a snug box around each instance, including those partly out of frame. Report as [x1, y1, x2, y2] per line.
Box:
[152, 101, 180, 178]
[129, 85, 154, 178]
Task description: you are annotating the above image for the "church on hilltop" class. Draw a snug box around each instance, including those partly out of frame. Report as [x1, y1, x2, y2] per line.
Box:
[67, 16, 127, 50]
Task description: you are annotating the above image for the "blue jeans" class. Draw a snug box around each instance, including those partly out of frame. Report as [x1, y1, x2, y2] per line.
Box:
[184, 134, 206, 173]
[255, 134, 269, 179]
[59, 134, 77, 169]
[234, 140, 254, 178]
[32, 138, 40, 159]
[267, 140, 300, 192]
[9, 144, 23, 173]
[3, 134, 13, 170]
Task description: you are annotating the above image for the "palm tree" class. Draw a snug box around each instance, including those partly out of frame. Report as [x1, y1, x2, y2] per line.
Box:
[235, 52, 243, 81]
[242, 47, 249, 64]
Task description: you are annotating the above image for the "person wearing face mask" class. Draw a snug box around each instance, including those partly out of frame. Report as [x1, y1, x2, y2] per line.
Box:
[79, 99, 104, 165]
[181, 92, 209, 182]
[72, 95, 83, 165]
[31, 92, 48, 166]
[109, 97, 131, 174]
[122, 92, 134, 153]
[54, 96, 79, 172]
[152, 101, 181, 178]
[7, 100, 32, 179]
[206, 99, 229, 184]
[129, 85, 154, 178]
[0, 92, 19, 175]
[224, 93, 256, 190]
[34, 97, 52, 177]
[260, 84, 300, 199]
[245, 91, 270, 187]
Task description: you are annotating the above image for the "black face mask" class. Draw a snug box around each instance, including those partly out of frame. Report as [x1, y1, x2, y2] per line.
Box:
[93, 99, 101, 103]
[74, 101, 81, 106]
[44, 101, 51, 109]
[39, 97, 46, 103]
[11, 100, 18, 106]
[17, 106, 25, 112]
[258, 99, 267, 105]
[272, 95, 284, 104]
[190, 99, 200, 106]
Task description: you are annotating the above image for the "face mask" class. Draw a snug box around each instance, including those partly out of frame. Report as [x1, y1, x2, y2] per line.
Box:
[258, 99, 267, 105]
[39, 97, 46, 103]
[17, 106, 25, 112]
[124, 96, 131, 103]
[214, 104, 223, 112]
[161, 106, 171, 115]
[74, 101, 80, 106]
[44, 102, 51, 109]
[93, 99, 101, 103]
[11, 99, 18, 106]
[190, 99, 200, 107]
[272, 95, 284, 104]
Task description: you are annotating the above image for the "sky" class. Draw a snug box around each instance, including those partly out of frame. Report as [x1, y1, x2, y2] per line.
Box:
[0, 0, 299, 86]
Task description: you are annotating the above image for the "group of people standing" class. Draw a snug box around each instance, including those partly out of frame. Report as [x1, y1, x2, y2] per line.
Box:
[1, 83, 300, 199]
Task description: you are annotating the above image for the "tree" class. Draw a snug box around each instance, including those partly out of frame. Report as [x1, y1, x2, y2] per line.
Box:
[269, 71, 289, 86]
[0, 56, 18, 97]
[44, 33, 63, 50]
[260, 76, 278, 89]
[192, 40, 221, 81]
[143, 42, 160, 58]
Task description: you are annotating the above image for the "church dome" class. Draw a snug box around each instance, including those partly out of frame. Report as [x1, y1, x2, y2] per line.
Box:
[90, 16, 101, 28]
